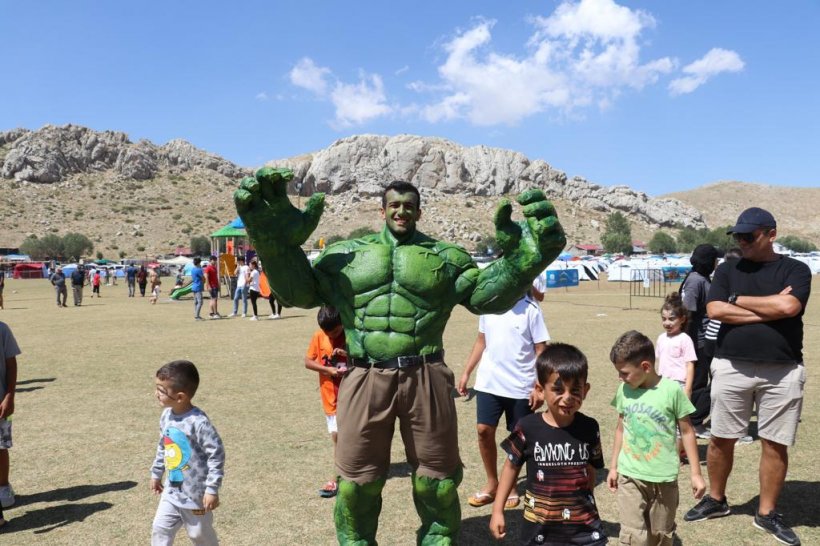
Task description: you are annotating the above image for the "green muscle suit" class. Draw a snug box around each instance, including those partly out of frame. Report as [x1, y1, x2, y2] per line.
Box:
[235, 167, 566, 545]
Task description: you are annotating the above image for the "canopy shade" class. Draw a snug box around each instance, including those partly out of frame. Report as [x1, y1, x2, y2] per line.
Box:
[211, 225, 246, 237]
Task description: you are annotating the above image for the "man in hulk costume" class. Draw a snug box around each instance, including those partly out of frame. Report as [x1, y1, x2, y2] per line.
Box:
[234, 167, 566, 545]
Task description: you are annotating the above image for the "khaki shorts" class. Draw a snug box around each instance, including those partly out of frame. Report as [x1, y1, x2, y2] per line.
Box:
[335, 361, 461, 484]
[710, 358, 805, 446]
[617, 474, 678, 545]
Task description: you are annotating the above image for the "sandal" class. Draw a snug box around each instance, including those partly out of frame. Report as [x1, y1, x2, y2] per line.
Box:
[319, 481, 338, 498]
[467, 491, 495, 507]
[504, 495, 521, 509]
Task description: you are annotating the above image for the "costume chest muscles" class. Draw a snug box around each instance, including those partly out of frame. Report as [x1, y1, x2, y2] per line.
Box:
[340, 243, 457, 302]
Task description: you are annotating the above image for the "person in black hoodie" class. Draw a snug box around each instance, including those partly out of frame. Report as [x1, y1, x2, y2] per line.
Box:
[680, 244, 718, 438]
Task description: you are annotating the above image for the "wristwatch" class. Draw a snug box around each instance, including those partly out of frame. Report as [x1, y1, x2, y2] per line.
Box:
[728, 293, 739, 305]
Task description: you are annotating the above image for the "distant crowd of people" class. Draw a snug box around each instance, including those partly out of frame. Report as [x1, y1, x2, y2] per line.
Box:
[39, 258, 284, 324]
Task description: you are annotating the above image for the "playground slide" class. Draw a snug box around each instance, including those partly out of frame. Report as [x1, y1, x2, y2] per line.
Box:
[170, 282, 194, 300]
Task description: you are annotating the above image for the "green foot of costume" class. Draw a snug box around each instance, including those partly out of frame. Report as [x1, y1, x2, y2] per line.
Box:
[412, 469, 463, 546]
[334, 478, 385, 545]
[334, 471, 462, 546]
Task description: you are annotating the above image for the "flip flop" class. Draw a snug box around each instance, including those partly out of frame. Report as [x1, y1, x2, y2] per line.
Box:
[504, 495, 521, 509]
[467, 491, 495, 507]
[319, 481, 338, 498]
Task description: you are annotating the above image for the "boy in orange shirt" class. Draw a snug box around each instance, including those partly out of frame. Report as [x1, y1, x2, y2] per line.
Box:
[304, 306, 348, 498]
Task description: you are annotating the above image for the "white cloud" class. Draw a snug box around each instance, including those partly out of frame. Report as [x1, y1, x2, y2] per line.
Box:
[286, 0, 742, 128]
[289, 57, 332, 96]
[531, 0, 655, 42]
[255, 92, 269, 101]
[330, 72, 392, 127]
[669, 48, 745, 95]
[420, 1, 676, 125]
[289, 58, 392, 126]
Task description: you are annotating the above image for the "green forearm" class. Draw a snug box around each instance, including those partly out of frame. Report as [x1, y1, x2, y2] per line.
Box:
[468, 258, 535, 314]
[257, 246, 323, 309]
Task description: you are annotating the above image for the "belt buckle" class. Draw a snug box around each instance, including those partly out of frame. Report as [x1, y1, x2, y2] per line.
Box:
[396, 355, 414, 369]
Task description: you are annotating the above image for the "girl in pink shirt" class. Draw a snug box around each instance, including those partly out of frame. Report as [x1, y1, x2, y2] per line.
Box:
[656, 292, 697, 398]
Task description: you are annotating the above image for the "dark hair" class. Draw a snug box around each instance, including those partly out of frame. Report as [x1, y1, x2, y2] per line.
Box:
[382, 181, 421, 209]
[193, 257, 201, 266]
[210, 255, 217, 261]
[536, 342, 589, 386]
[317, 305, 342, 332]
[237, 256, 245, 263]
[661, 292, 689, 330]
[610, 330, 655, 366]
[156, 360, 200, 397]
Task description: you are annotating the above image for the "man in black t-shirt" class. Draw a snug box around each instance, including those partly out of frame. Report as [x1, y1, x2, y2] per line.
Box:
[684, 207, 811, 546]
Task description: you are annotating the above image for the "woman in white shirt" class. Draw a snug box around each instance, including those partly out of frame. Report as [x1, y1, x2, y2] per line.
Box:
[247, 260, 261, 321]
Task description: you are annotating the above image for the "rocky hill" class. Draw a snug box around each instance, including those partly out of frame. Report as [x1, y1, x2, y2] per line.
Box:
[665, 182, 820, 245]
[2, 125, 806, 259]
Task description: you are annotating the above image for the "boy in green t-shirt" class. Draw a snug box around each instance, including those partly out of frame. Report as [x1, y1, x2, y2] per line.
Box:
[606, 330, 706, 546]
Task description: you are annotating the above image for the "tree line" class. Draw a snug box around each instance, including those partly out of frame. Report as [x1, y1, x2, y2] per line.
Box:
[601, 212, 817, 255]
[20, 233, 94, 261]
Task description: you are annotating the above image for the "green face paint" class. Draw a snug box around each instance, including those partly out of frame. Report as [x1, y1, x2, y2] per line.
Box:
[380, 189, 420, 239]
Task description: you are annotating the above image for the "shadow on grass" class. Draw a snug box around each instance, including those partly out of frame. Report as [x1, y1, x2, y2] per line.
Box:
[15, 377, 57, 393]
[462, 515, 649, 545]
[13, 480, 137, 508]
[3, 501, 113, 534]
[732, 480, 820, 527]
[387, 462, 412, 479]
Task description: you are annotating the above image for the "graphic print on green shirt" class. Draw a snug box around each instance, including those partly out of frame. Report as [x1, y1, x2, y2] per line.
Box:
[611, 378, 694, 483]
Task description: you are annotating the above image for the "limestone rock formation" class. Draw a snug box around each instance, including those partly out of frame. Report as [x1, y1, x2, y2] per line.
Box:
[269, 134, 706, 229]
[0, 124, 250, 183]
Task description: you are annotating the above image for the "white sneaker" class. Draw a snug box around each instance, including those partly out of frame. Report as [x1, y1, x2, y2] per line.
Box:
[269, 314, 276, 319]
[249, 316, 258, 321]
[694, 425, 712, 440]
[737, 435, 754, 444]
[273, 313, 281, 319]
[241, 314, 246, 318]
[0, 484, 15, 508]
[228, 313, 236, 318]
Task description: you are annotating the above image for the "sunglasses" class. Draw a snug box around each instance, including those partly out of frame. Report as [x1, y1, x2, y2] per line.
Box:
[732, 228, 771, 243]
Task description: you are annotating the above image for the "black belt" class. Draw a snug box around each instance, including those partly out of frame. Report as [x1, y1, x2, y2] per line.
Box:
[349, 350, 445, 370]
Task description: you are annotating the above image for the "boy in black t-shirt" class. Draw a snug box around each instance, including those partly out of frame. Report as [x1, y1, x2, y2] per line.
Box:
[490, 343, 607, 546]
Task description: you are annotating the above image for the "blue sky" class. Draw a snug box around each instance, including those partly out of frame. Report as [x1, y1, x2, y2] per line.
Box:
[2, 0, 818, 195]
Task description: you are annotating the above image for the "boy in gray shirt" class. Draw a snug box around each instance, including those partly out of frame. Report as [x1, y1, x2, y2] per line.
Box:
[150, 360, 225, 545]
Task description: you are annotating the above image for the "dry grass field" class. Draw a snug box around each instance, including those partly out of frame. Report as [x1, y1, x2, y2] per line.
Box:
[0, 275, 817, 545]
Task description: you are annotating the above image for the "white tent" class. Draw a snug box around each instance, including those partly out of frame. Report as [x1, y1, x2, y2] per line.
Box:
[546, 261, 599, 281]
[158, 256, 193, 267]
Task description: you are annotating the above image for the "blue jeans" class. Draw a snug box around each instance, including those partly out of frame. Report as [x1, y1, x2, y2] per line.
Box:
[233, 285, 249, 315]
[194, 291, 203, 318]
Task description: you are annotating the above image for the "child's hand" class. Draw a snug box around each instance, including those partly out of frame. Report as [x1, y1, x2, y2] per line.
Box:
[332, 348, 347, 358]
[150, 478, 163, 495]
[489, 511, 506, 540]
[691, 473, 706, 499]
[606, 469, 619, 492]
[0, 394, 14, 419]
[528, 387, 543, 411]
[203, 493, 220, 511]
[456, 374, 469, 397]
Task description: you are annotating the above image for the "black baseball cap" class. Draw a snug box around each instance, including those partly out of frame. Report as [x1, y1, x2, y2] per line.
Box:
[727, 207, 777, 234]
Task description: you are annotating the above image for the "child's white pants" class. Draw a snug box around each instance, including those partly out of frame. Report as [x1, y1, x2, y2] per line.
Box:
[152, 497, 219, 545]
